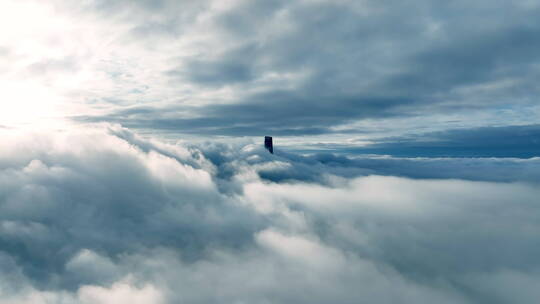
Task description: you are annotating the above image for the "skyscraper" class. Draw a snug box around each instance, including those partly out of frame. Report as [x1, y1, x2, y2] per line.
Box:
[264, 136, 273, 154]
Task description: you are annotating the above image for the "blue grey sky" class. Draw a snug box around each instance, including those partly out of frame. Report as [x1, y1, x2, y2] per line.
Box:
[2, 0, 539, 156]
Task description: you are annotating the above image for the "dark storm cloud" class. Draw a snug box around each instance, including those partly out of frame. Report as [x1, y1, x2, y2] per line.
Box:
[74, 93, 409, 136]
[192, 93, 409, 134]
[381, 24, 540, 101]
[168, 45, 260, 87]
[72, 0, 540, 136]
[191, 2, 540, 132]
[173, 60, 255, 86]
[339, 124, 540, 158]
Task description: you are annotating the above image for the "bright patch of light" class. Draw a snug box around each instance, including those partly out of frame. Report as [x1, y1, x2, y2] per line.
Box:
[0, 81, 60, 127]
[0, 1, 77, 128]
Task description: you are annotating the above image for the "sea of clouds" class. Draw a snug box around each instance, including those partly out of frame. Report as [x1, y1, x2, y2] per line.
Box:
[1, 125, 539, 304]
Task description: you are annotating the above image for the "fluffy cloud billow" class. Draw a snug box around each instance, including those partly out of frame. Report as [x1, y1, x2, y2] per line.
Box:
[2, 0, 538, 303]
[1, 125, 539, 304]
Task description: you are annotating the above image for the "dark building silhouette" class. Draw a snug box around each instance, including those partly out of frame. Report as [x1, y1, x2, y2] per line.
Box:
[264, 136, 273, 154]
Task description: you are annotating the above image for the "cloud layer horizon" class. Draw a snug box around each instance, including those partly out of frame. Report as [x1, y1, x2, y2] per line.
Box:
[1, 125, 538, 304]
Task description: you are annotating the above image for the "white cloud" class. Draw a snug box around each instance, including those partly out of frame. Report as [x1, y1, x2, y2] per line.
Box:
[78, 280, 165, 304]
[0, 125, 538, 303]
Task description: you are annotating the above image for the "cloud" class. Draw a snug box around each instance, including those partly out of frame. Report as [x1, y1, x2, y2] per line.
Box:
[1, 125, 539, 303]
[0, 126, 262, 290]
[189, 139, 540, 183]
[338, 124, 540, 158]
[2, 0, 538, 302]
[4, 0, 530, 138]
[78, 279, 165, 304]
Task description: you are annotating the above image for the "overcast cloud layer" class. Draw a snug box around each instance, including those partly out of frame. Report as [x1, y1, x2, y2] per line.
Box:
[1, 0, 539, 153]
[2, 1, 540, 303]
[1, 126, 539, 303]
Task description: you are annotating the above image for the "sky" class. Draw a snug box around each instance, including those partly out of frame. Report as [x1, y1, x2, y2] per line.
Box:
[1, 0, 540, 303]
[1, 0, 539, 154]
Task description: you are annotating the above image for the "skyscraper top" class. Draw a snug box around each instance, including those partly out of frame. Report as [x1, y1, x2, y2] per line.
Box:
[264, 136, 273, 154]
